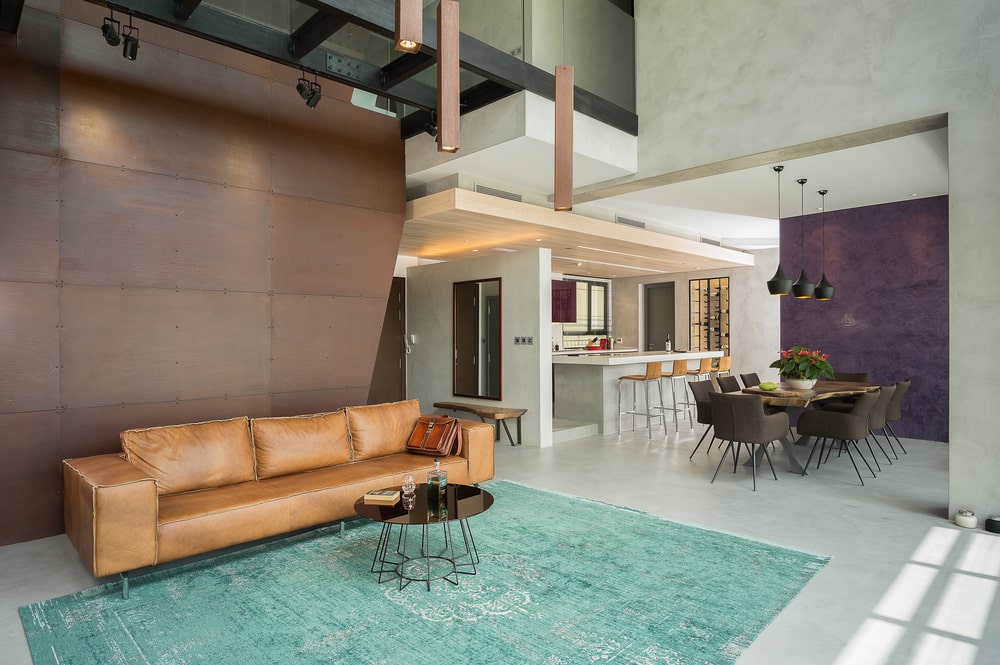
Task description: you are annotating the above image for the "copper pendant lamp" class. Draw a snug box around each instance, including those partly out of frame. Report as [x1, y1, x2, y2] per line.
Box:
[394, 0, 422, 53]
[554, 0, 573, 211]
[436, 0, 460, 153]
[767, 165, 792, 295]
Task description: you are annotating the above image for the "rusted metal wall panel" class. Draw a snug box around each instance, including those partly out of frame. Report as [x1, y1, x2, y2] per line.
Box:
[269, 196, 402, 298]
[0, 282, 59, 414]
[270, 120, 405, 213]
[0, 8, 59, 155]
[0, 5, 405, 545]
[270, 294, 385, 394]
[0, 150, 59, 283]
[60, 395, 272, 460]
[60, 286, 271, 409]
[59, 161, 270, 292]
[270, 386, 370, 417]
[59, 71, 272, 190]
[0, 412, 61, 545]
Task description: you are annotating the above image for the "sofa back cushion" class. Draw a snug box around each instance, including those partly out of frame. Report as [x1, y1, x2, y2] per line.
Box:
[121, 417, 255, 496]
[251, 411, 351, 480]
[346, 399, 420, 461]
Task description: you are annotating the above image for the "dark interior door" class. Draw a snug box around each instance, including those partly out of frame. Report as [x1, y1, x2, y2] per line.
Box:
[644, 282, 675, 351]
[367, 277, 406, 404]
[485, 294, 501, 397]
[454, 281, 479, 396]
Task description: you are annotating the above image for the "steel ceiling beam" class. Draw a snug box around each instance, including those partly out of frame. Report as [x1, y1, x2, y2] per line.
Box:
[301, 0, 637, 135]
[380, 52, 434, 90]
[80, 0, 637, 136]
[82, 0, 438, 110]
[290, 11, 349, 58]
[0, 0, 25, 34]
[173, 0, 201, 21]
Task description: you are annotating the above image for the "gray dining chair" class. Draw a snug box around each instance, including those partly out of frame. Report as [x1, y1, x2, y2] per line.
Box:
[864, 384, 897, 468]
[687, 379, 717, 458]
[796, 390, 879, 486]
[717, 375, 742, 393]
[884, 379, 911, 455]
[708, 392, 788, 491]
[739, 372, 761, 389]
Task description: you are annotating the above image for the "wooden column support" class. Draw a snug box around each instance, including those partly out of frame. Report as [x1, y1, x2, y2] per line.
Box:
[554, 64, 574, 211]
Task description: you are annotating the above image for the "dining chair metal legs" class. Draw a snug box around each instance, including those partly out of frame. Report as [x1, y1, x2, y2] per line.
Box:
[803, 437, 877, 486]
[711, 441, 776, 491]
[688, 426, 715, 458]
[885, 423, 908, 454]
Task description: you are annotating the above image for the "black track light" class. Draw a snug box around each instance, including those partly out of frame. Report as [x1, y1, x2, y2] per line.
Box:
[305, 82, 321, 108]
[296, 78, 311, 100]
[102, 12, 121, 47]
[119, 14, 138, 61]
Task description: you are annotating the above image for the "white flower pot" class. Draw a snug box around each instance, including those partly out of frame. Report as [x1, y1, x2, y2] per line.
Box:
[785, 377, 817, 390]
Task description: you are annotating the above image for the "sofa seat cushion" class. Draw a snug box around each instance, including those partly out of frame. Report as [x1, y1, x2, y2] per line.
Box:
[121, 417, 255, 496]
[345, 399, 420, 461]
[251, 411, 351, 480]
[158, 453, 470, 525]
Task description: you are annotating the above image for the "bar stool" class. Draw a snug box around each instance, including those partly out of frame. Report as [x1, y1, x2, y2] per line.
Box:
[617, 362, 667, 438]
[661, 359, 694, 430]
[712, 356, 732, 378]
[687, 357, 713, 382]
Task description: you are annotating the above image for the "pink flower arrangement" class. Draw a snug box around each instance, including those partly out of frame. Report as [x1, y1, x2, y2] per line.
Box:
[769, 346, 835, 380]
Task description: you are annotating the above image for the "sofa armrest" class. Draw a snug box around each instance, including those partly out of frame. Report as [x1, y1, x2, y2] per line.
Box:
[458, 420, 495, 483]
[63, 455, 159, 578]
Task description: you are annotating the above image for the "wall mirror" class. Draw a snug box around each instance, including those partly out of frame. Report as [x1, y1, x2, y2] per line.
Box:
[453, 278, 502, 399]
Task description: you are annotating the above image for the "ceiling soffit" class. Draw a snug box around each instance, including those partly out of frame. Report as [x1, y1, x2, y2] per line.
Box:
[403, 189, 753, 279]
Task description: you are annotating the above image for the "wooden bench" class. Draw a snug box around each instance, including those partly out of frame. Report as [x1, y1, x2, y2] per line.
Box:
[433, 401, 527, 446]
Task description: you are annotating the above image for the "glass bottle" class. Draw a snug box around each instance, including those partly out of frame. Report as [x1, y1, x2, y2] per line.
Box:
[427, 458, 447, 518]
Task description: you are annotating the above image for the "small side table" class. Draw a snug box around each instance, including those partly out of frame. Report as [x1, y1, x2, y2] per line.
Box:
[354, 484, 494, 591]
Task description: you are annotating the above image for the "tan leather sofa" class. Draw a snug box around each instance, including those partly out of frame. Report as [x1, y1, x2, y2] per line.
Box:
[62, 400, 495, 580]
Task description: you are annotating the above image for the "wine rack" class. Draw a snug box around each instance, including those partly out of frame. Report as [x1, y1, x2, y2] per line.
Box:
[689, 277, 730, 354]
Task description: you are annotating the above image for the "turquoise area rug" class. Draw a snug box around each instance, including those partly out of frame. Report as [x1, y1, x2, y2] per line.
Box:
[20, 481, 828, 664]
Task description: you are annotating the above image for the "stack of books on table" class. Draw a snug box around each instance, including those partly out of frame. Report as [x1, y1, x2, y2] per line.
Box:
[363, 489, 400, 505]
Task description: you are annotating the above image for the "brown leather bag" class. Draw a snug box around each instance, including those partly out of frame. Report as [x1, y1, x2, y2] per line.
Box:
[406, 415, 461, 456]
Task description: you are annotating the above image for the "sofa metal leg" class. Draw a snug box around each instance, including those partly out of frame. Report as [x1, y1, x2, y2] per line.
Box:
[120, 571, 129, 600]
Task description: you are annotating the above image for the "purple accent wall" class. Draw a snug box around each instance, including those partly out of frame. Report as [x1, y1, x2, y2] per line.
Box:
[779, 196, 948, 442]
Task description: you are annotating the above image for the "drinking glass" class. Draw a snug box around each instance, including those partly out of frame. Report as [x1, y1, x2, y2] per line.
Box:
[401, 473, 416, 497]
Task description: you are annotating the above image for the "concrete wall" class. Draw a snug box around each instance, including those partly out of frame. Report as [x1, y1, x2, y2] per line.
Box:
[612, 248, 781, 386]
[406, 249, 552, 447]
[634, 0, 1000, 516]
[526, 0, 636, 111]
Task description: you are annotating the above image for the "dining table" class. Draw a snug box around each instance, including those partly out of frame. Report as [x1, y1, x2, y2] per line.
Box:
[741, 380, 882, 474]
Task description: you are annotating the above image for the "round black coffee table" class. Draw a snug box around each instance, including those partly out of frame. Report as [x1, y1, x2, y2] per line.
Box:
[354, 484, 494, 590]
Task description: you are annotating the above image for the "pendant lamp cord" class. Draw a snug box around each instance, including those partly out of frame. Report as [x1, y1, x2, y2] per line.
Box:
[820, 190, 827, 267]
[561, 0, 566, 64]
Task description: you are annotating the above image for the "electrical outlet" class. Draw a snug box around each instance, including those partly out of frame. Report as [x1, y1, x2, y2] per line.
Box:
[514, 336, 521, 345]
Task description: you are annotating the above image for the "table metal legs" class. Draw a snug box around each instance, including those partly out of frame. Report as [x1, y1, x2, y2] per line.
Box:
[369, 519, 482, 591]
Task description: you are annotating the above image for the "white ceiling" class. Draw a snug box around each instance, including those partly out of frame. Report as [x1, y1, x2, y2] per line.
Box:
[404, 127, 949, 254]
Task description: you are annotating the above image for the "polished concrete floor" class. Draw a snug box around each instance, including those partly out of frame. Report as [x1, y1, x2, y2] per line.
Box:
[3, 423, 998, 665]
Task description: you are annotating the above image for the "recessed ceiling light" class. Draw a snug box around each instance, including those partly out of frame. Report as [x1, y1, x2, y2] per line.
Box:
[472, 249, 479, 252]
[911, 193, 918, 197]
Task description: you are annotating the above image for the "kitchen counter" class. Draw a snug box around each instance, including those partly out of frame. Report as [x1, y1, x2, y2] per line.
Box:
[552, 350, 723, 434]
[552, 348, 639, 356]
[552, 350, 721, 366]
